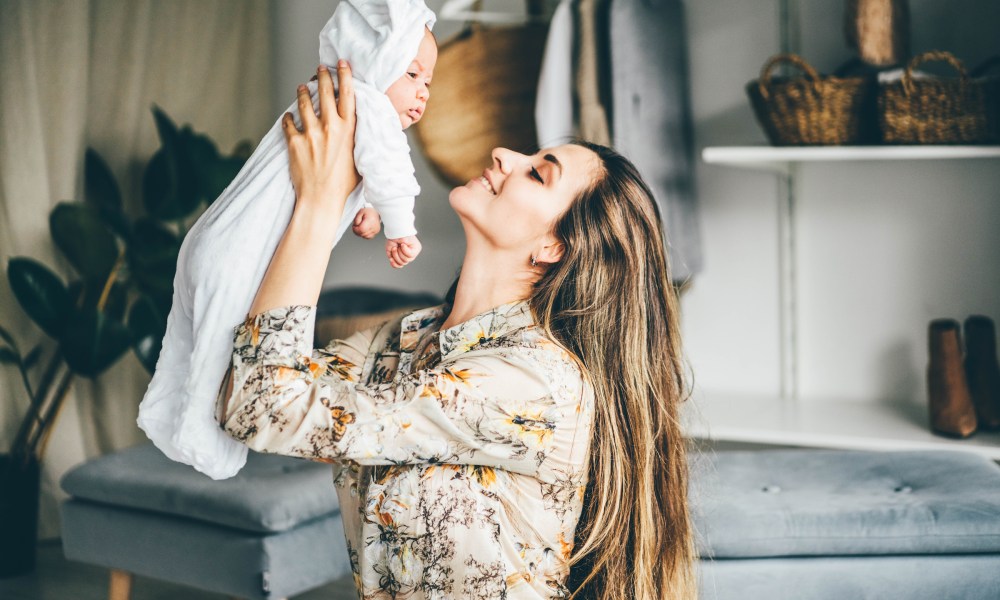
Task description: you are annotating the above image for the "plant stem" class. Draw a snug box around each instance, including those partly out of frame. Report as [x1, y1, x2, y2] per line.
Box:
[32, 368, 75, 460]
[10, 350, 63, 458]
[16, 358, 37, 414]
[97, 251, 126, 310]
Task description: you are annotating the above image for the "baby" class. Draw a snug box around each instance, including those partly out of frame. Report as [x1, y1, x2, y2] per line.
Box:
[136, 0, 437, 480]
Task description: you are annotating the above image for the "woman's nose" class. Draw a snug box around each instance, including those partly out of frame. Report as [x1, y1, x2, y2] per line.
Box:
[491, 147, 523, 174]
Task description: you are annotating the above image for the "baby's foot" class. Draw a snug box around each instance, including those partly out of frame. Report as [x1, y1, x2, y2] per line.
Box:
[386, 236, 422, 269]
[352, 207, 381, 239]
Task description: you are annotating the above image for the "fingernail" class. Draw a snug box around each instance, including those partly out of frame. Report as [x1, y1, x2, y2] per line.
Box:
[318, 65, 327, 72]
[338, 60, 347, 68]
[298, 84, 306, 91]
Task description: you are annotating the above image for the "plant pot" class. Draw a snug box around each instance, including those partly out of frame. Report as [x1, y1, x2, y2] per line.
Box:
[0, 454, 41, 578]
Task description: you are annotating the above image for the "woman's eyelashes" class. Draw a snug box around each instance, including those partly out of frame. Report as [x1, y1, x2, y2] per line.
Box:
[530, 166, 544, 184]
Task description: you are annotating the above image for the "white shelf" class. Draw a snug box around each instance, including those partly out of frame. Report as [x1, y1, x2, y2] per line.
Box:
[683, 392, 1000, 460]
[702, 145, 1000, 173]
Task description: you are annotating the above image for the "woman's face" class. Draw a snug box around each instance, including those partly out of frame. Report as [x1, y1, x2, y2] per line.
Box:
[449, 144, 601, 258]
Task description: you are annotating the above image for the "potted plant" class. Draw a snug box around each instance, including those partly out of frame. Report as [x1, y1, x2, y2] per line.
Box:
[0, 105, 250, 578]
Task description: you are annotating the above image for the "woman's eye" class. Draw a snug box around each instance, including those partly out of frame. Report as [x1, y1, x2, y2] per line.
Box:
[530, 166, 544, 184]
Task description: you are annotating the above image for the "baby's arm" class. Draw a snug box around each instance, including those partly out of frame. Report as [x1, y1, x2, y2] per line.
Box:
[352, 203, 381, 239]
[386, 235, 422, 269]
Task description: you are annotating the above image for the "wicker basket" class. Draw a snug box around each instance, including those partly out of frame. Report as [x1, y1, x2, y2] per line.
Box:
[747, 54, 877, 146]
[878, 50, 995, 144]
[412, 21, 548, 186]
[970, 55, 1000, 144]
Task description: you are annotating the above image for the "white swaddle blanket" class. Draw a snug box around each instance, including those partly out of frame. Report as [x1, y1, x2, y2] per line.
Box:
[136, 0, 436, 480]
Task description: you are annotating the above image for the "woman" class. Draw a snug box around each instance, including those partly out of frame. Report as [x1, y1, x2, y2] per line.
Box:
[216, 61, 698, 599]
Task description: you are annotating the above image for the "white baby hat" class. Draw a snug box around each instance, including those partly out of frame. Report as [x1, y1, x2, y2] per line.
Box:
[316, 0, 436, 240]
[319, 0, 437, 94]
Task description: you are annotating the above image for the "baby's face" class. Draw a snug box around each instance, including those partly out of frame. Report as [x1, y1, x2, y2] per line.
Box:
[385, 27, 437, 129]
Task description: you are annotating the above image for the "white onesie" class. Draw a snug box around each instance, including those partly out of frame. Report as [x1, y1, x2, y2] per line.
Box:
[136, 0, 436, 480]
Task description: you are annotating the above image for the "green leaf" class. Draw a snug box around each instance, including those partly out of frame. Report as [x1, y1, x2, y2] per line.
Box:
[60, 307, 132, 378]
[127, 218, 179, 295]
[67, 279, 129, 321]
[0, 323, 18, 352]
[7, 257, 72, 339]
[231, 139, 254, 161]
[202, 155, 246, 207]
[177, 127, 247, 206]
[50, 202, 120, 282]
[84, 148, 130, 240]
[142, 147, 204, 221]
[0, 346, 19, 364]
[127, 294, 168, 374]
[143, 106, 201, 220]
[22, 343, 43, 370]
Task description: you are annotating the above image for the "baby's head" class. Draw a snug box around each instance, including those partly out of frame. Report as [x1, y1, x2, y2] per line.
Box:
[385, 27, 437, 130]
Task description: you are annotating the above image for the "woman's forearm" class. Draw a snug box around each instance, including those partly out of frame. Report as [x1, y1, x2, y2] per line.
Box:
[247, 62, 358, 319]
[246, 202, 344, 318]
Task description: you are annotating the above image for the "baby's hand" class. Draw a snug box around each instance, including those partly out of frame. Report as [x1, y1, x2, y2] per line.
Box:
[386, 235, 422, 269]
[352, 207, 381, 239]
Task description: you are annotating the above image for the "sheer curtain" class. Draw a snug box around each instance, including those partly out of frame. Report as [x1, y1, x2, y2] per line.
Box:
[0, 0, 272, 538]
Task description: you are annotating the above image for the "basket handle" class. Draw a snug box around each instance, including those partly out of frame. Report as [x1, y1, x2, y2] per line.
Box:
[758, 54, 822, 100]
[902, 50, 968, 96]
[970, 55, 1000, 79]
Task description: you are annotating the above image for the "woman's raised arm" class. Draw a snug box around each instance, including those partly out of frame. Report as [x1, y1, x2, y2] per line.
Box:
[245, 62, 361, 319]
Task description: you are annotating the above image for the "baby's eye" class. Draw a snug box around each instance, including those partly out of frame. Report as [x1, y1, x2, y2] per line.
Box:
[407, 72, 418, 79]
[530, 166, 544, 184]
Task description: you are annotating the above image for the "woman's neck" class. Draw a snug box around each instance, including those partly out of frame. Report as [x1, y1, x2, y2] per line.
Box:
[441, 246, 536, 330]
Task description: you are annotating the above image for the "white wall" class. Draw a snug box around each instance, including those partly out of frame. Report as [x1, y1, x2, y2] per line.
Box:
[269, 0, 1000, 405]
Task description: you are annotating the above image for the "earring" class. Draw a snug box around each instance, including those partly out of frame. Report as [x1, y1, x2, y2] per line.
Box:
[530, 255, 537, 267]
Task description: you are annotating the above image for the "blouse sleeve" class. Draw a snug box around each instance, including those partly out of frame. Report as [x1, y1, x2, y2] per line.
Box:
[217, 304, 590, 480]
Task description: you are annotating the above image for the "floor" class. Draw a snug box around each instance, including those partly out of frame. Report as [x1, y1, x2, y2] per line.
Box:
[0, 540, 358, 600]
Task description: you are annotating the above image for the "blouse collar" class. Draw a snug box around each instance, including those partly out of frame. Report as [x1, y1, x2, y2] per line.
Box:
[397, 299, 535, 365]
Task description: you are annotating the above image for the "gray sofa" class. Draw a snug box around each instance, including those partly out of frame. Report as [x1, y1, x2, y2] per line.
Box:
[692, 448, 1000, 599]
[61, 444, 1000, 599]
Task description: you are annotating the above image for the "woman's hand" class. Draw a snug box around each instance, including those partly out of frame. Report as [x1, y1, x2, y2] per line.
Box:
[282, 61, 360, 221]
[243, 62, 360, 319]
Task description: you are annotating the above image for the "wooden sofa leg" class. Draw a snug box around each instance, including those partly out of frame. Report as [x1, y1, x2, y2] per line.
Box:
[109, 569, 132, 600]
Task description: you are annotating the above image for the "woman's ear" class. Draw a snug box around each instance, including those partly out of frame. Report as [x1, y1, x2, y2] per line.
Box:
[535, 239, 565, 265]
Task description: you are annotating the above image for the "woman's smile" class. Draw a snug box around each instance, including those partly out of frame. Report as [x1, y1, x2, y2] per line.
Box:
[478, 171, 497, 195]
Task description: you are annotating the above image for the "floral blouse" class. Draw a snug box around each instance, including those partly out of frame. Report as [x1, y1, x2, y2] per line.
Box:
[216, 300, 595, 599]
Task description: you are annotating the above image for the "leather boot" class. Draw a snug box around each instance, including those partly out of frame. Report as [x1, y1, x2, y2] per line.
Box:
[964, 315, 1000, 431]
[927, 319, 977, 438]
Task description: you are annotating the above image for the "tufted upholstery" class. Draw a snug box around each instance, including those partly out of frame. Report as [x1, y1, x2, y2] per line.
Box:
[689, 448, 1000, 557]
[61, 444, 349, 599]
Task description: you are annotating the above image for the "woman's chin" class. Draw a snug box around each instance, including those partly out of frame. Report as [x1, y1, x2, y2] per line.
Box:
[448, 184, 484, 219]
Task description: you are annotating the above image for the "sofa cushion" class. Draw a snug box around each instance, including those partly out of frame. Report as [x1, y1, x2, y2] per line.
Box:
[690, 448, 1000, 558]
[61, 443, 339, 534]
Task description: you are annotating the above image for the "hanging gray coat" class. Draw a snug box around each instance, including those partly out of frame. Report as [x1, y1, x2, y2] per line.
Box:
[609, 0, 702, 283]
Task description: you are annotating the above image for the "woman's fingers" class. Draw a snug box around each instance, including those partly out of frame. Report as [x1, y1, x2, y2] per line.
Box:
[296, 83, 318, 130]
[316, 65, 335, 124]
[335, 60, 355, 121]
[281, 111, 298, 140]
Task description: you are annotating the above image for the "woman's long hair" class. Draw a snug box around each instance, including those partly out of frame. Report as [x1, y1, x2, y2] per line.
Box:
[534, 141, 697, 599]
